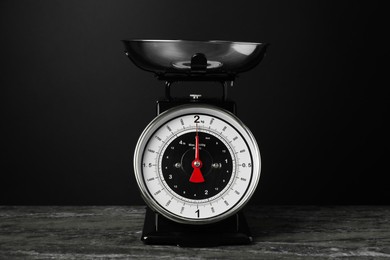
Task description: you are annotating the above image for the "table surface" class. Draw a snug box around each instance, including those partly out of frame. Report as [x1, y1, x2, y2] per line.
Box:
[0, 206, 389, 259]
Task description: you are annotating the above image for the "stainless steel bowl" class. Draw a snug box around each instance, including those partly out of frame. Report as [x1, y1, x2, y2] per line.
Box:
[122, 40, 268, 76]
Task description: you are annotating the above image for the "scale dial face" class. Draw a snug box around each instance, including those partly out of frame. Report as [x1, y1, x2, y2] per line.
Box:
[134, 105, 261, 224]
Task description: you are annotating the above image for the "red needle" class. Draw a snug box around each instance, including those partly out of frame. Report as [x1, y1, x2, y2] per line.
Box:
[189, 125, 205, 183]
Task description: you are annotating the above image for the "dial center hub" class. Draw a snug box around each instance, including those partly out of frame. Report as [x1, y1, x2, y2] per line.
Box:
[192, 160, 202, 168]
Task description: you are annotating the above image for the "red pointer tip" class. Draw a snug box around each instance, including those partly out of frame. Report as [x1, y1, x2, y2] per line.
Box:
[189, 167, 205, 183]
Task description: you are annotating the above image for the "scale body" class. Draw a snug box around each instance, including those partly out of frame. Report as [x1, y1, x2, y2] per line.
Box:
[123, 40, 268, 246]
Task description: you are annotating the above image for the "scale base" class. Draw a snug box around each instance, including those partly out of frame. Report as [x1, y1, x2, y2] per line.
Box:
[141, 207, 253, 247]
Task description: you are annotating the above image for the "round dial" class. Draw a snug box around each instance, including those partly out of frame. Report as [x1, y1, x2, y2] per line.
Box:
[134, 105, 261, 224]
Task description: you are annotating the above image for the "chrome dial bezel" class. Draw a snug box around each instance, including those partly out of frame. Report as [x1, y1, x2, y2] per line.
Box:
[133, 104, 261, 224]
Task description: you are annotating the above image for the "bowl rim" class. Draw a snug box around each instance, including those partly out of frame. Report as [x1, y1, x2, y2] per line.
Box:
[122, 39, 264, 45]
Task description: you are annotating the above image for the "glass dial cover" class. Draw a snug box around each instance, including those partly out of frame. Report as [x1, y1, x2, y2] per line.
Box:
[134, 105, 261, 224]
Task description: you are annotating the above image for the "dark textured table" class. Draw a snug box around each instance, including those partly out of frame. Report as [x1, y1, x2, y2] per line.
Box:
[0, 206, 389, 259]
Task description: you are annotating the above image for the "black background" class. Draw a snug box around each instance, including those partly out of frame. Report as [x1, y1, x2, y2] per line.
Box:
[1, 0, 388, 205]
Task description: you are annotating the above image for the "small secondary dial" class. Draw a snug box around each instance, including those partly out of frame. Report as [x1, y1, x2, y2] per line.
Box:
[162, 131, 233, 200]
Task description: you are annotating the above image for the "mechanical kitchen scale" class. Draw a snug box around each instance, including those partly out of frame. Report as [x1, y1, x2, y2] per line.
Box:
[122, 39, 268, 246]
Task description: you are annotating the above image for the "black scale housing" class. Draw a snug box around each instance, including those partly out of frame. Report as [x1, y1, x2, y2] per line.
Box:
[141, 94, 252, 247]
[157, 98, 236, 115]
[125, 47, 267, 246]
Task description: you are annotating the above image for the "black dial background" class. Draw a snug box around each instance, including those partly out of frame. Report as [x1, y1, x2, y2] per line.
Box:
[162, 131, 233, 200]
